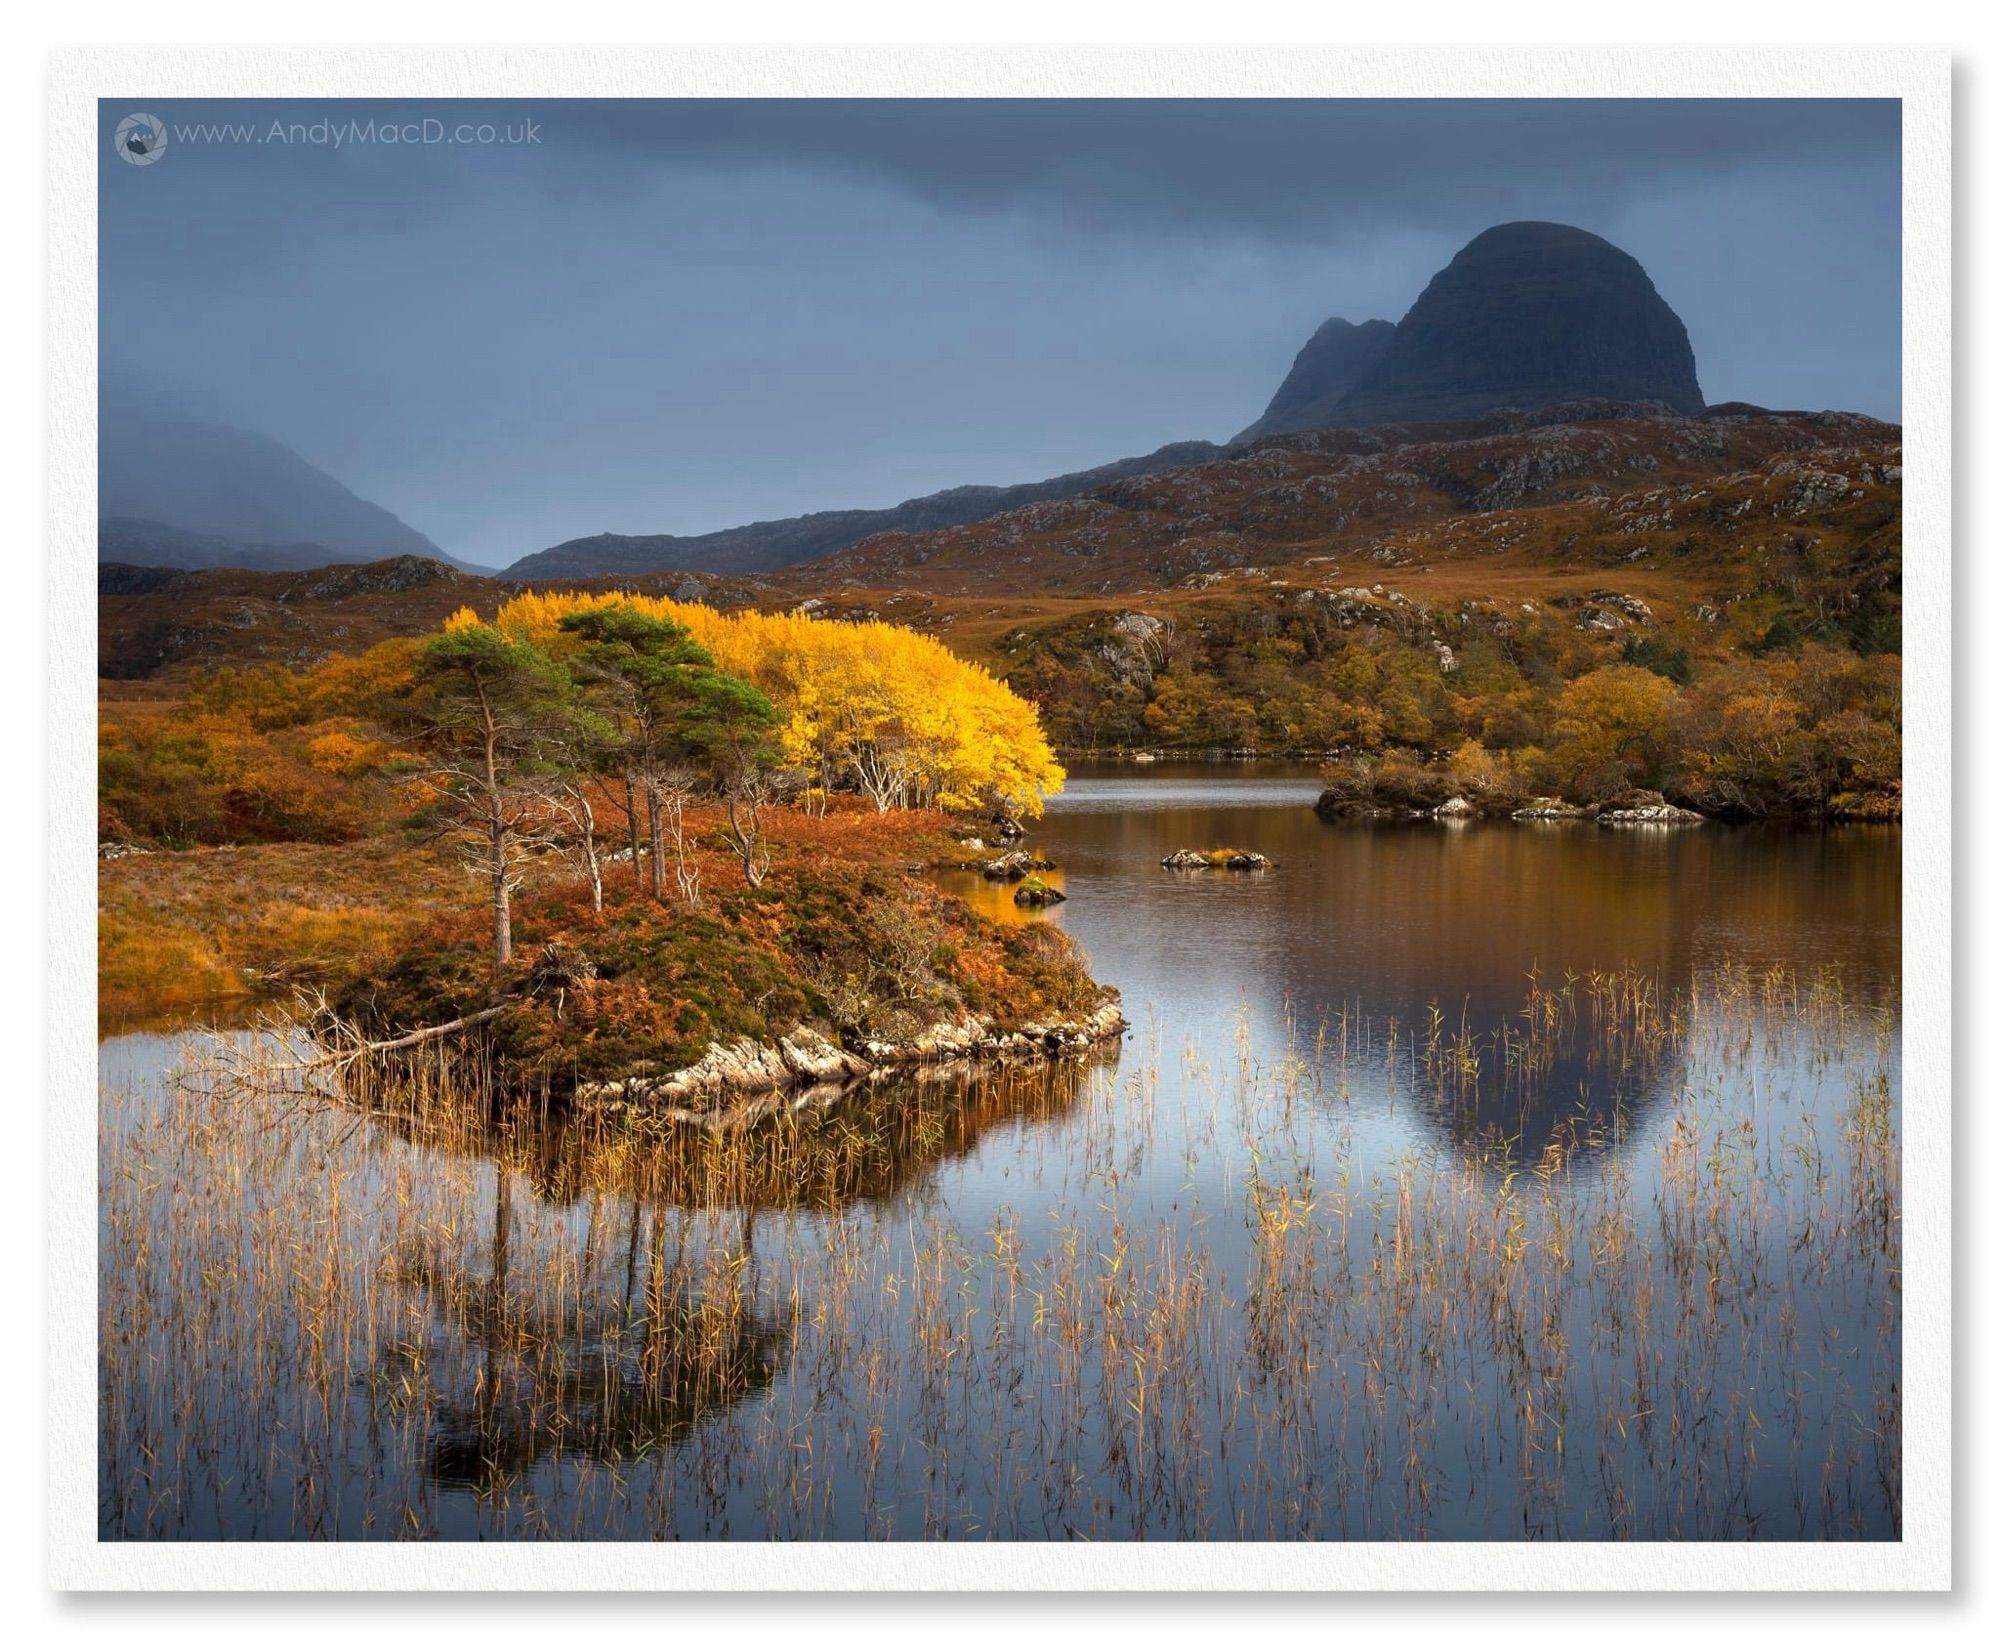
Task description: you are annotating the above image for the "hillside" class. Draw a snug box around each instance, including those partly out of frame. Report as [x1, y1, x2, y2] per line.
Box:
[501, 439, 1225, 580]
[98, 403, 1899, 687]
[783, 402, 1895, 597]
[96, 556, 763, 681]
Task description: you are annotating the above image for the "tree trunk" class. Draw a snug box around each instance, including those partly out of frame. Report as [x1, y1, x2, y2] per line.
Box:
[663, 790, 701, 907]
[646, 784, 666, 900]
[480, 689, 512, 970]
[492, 863, 513, 968]
[581, 800, 604, 918]
[489, 812, 512, 968]
[725, 797, 765, 888]
[625, 774, 644, 891]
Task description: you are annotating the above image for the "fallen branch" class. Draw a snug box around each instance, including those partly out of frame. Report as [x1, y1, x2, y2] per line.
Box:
[229, 995, 520, 1080]
[357, 1001, 516, 1057]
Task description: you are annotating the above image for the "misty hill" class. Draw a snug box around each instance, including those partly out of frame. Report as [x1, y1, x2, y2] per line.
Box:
[1241, 222, 1703, 439]
[503, 439, 1226, 581]
[98, 402, 487, 572]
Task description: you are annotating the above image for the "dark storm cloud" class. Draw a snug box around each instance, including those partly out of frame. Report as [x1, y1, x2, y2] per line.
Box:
[539, 97, 1900, 242]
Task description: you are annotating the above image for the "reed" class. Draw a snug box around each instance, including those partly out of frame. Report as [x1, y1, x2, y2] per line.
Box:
[99, 964, 1899, 1541]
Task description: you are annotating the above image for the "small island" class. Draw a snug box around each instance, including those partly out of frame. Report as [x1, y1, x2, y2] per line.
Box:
[101, 590, 1122, 1123]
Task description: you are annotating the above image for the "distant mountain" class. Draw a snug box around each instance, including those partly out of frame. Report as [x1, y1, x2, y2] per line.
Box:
[503, 441, 1226, 581]
[1234, 317, 1398, 444]
[515, 221, 1710, 582]
[1244, 223, 1704, 439]
[98, 401, 489, 572]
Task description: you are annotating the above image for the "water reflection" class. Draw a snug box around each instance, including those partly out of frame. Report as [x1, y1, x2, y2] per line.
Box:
[990, 765, 1900, 1163]
[393, 1169, 789, 1493]
[369, 1053, 1104, 1214]
[97, 771, 1901, 1541]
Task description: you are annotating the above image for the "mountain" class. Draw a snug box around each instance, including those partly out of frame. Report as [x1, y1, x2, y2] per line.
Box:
[98, 401, 488, 571]
[513, 222, 1706, 581]
[1242, 223, 1703, 439]
[502, 440, 1226, 580]
[1340, 221, 1704, 425]
[1234, 317, 1398, 444]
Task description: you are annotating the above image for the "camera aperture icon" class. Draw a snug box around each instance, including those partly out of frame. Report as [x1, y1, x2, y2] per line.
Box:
[115, 113, 168, 167]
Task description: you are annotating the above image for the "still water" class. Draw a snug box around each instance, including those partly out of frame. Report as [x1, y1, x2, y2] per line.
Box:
[99, 767, 1902, 1541]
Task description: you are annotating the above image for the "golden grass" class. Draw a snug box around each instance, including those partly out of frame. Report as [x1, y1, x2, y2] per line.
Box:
[97, 837, 475, 1024]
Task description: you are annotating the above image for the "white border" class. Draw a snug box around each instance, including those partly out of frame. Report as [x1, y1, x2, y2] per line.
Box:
[47, 44, 1952, 1592]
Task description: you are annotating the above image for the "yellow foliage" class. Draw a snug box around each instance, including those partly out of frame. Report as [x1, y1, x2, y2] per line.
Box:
[482, 590, 1066, 816]
[304, 726, 383, 776]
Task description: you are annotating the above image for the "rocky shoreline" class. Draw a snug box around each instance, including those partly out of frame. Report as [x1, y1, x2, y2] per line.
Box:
[1315, 786, 1709, 827]
[569, 999, 1128, 1134]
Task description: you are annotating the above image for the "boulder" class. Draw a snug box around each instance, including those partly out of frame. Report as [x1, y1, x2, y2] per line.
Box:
[1013, 875, 1067, 908]
[1596, 798, 1705, 826]
[570, 1000, 1128, 1131]
[1512, 796, 1586, 821]
[1431, 796, 1478, 820]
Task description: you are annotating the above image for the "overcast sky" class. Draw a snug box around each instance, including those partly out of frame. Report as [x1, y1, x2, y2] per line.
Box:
[99, 98, 1901, 568]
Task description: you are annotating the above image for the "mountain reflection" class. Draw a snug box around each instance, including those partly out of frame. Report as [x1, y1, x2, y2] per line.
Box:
[1015, 770, 1900, 1165]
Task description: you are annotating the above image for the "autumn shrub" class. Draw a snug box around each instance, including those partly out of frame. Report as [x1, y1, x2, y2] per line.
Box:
[98, 714, 393, 845]
[1672, 648, 1901, 818]
[1542, 665, 1682, 805]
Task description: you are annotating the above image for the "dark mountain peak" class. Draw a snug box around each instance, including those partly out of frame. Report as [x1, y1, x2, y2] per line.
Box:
[1338, 221, 1704, 426]
[512, 222, 1707, 581]
[1244, 222, 1705, 440]
[1234, 317, 1396, 444]
[1458, 219, 1619, 253]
